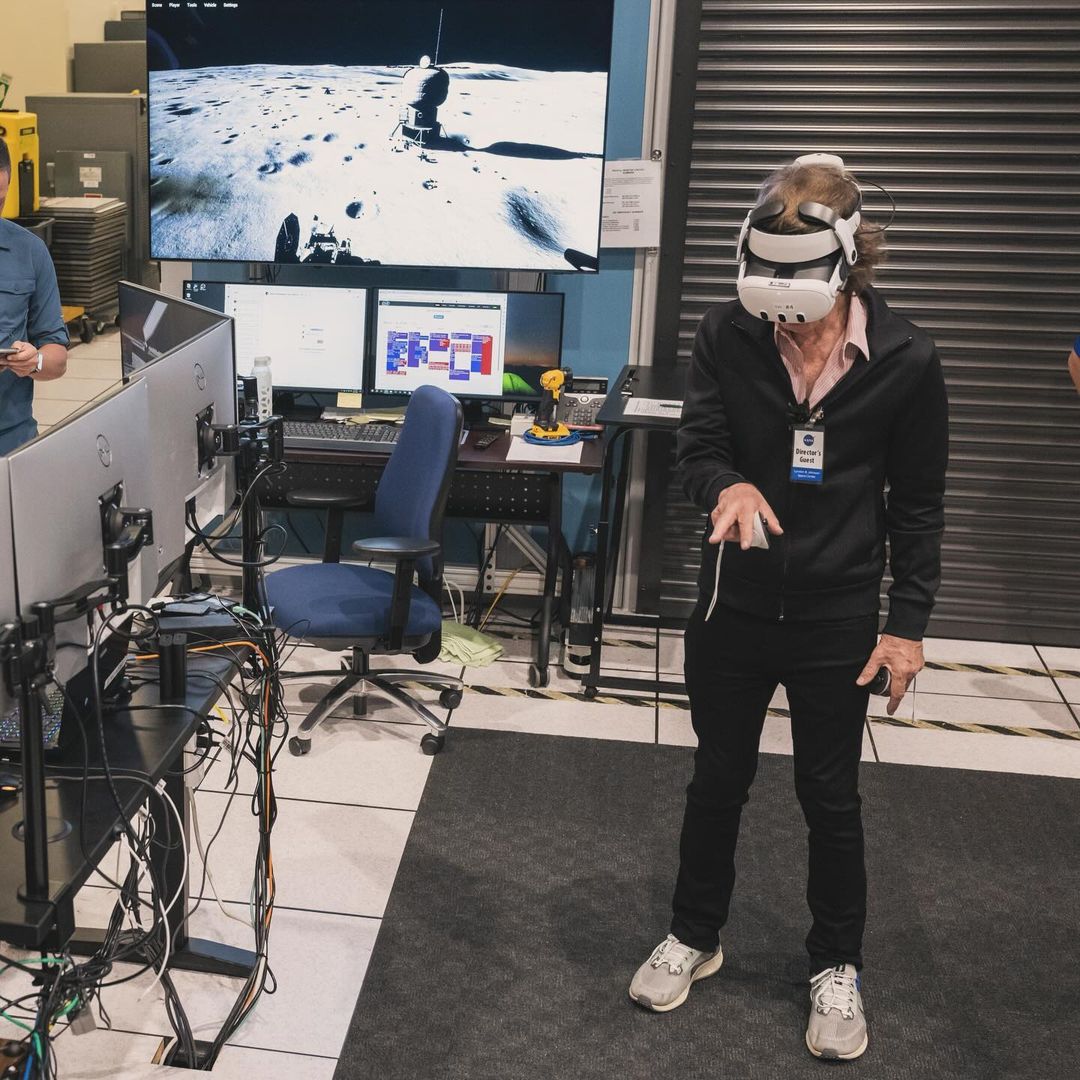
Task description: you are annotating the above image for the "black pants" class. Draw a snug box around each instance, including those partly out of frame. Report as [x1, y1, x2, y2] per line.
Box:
[671, 602, 877, 973]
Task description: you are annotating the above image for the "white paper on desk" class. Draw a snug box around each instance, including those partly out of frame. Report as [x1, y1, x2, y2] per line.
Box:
[623, 397, 682, 418]
[601, 160, 662, 248]
[504, 437, 584, 464]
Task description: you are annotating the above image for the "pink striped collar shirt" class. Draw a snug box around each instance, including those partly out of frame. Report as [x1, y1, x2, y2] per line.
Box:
[774, 294, 870, 408]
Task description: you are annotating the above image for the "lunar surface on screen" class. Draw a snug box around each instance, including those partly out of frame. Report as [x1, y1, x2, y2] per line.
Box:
[149, 63, 607, 270]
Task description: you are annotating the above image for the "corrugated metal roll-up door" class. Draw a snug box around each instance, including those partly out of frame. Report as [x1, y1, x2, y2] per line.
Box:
[654, 0, 1080, 645]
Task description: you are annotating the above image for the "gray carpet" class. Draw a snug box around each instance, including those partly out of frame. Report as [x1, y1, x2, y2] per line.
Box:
[335, 728, 1079, 1080]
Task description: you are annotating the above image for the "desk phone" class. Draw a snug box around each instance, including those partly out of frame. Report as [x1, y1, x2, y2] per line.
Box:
[558, 376, 608, 428]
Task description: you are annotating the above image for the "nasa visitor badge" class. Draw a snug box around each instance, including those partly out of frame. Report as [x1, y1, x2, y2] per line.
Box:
[791, 426, 825, 484]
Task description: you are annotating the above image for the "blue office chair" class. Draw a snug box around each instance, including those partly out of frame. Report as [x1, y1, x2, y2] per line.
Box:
[266, 384, 464, 756]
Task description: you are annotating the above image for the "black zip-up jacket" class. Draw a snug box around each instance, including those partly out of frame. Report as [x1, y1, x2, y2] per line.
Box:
[676, 286, 948, 641]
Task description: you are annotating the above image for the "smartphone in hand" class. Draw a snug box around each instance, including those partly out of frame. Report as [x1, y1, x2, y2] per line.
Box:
[750, 511, 770, 550]
[0, 348, 18, 359]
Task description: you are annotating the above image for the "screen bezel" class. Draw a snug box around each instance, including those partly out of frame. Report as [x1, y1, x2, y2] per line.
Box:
[145, 0, 616, 274]
[183, 279, 370, 396]
[365, 286, 565, 404]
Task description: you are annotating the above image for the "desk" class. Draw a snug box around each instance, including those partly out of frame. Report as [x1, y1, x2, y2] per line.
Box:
[0, 653, 250, 977]
[261, 430, 605, 686]
[584, 364, 687, 699]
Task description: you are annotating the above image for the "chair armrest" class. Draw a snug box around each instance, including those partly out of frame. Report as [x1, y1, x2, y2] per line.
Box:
[352, 537, 441, 651]
[352, 536, 441, 559]
[285, 489, 367, 510]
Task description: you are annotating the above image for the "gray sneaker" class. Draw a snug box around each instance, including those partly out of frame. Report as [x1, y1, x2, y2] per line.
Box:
[806, 964, 868, 1060]
[629, 934, 723, 1012]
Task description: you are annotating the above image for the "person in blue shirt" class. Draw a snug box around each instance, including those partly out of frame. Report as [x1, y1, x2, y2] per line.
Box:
[0, 138, 69, 454]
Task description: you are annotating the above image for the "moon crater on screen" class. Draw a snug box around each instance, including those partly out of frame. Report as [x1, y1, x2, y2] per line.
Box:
[149, 63, 607, 270]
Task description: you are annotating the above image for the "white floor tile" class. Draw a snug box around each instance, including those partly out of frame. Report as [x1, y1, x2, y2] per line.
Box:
[453, 687, 656, 742]
[658, 629, 684, 676]
[32, 398, 83, 427]
[468, 656, 653, 698]
[597, 626, 657, 673]
[1055, 678, 1080, 705]
[912, 668, 1060, 702]
[34, 375, 118, 403]
[911, 692, 1078, 733]
[474, 623, 539, 663]
[71, 890, 378, 1058]
[50, 1027, 184, 1079]
[66, 355, 124, 381]
[200, 717, 434, 810]
[211, 1046, 338, 1080]
[69, 334, 121, 361]
[187, 789, 414, 917]
[871, 723, 1080, 778]
[1038, 646, 1080, 675]
[921, 637, 1044, 670]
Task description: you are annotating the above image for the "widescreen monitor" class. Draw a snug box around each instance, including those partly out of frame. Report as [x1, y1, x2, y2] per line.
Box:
[146, 0, 615, 272]
[119, 280, 233, 378]
[368, 288, 564, 401]
[183, 281, 368, 394]
[129, 318, 238, 582]
[7, 382, 156, 687]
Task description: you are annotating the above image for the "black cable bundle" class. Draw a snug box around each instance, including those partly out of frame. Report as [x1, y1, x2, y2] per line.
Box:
[7, 592, 289, 1076]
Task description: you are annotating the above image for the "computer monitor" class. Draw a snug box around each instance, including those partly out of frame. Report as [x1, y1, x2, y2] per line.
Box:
[183, 281, 368, 395]
[127, 318, 238, 583]
[119, 280, 232, 378]
[146, 0, 615, 272]
[368, 288, 564, 401]
[0, 458, 16, 724]
[7, 381, 156, 688]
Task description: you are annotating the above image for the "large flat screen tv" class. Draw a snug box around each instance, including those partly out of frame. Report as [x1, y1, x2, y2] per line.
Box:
[146, 0, 615, 272]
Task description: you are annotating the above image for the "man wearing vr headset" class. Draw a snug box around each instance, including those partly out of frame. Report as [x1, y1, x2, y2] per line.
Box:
[629, 156, 948, 1061]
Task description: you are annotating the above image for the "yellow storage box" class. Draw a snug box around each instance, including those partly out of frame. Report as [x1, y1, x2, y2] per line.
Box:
[0, 110, 40, 217]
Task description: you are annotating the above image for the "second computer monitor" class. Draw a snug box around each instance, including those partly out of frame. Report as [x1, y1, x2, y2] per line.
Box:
[120, 280, 232, 378]
[183, 281, 368, 395]
[130, 318, 238, 581]
[369, 288, 564, 401]
[7, 381, 156, 686]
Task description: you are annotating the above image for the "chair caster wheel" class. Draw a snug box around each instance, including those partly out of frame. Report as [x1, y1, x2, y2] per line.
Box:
[527, 663, 549, 689]
[439, 688, 462, 710]
[583, 685, 598, 700]
[289, 736, 311, 756]
[421, 734, 444, 755]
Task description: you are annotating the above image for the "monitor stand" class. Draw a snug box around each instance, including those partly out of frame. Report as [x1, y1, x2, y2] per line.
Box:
[461, 400, 502, 430]
[272, 390, 323, 421]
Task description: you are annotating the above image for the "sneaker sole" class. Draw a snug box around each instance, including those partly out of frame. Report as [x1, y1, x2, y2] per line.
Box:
[628, 947, 724, 1013]
[805, 1030, 869, 1061]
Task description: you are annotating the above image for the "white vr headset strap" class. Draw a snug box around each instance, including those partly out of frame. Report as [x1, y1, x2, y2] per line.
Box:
[705, 540, 725, 622]
[736, 211, 751, 258]
[832, 211, 861, 265]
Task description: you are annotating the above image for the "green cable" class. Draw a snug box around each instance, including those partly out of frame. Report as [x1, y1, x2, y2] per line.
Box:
[0, 1010, 33, 1032]
[53, 998, 80, 1021]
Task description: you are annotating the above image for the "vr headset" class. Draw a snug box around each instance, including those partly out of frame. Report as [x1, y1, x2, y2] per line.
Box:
[736, 153, 861, 325]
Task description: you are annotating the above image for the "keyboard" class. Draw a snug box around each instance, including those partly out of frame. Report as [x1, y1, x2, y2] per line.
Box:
[0, 685, 67, 751]
[282, 420, 402, 452]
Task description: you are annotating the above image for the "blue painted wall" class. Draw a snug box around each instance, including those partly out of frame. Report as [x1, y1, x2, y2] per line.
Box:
[554, 0, 652, 552]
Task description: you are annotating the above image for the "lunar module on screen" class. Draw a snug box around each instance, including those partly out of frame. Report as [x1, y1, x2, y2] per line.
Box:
[390, 55, 450, 151]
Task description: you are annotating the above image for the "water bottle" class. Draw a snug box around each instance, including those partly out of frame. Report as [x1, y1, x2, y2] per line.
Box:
[253, 356, 273, 422]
